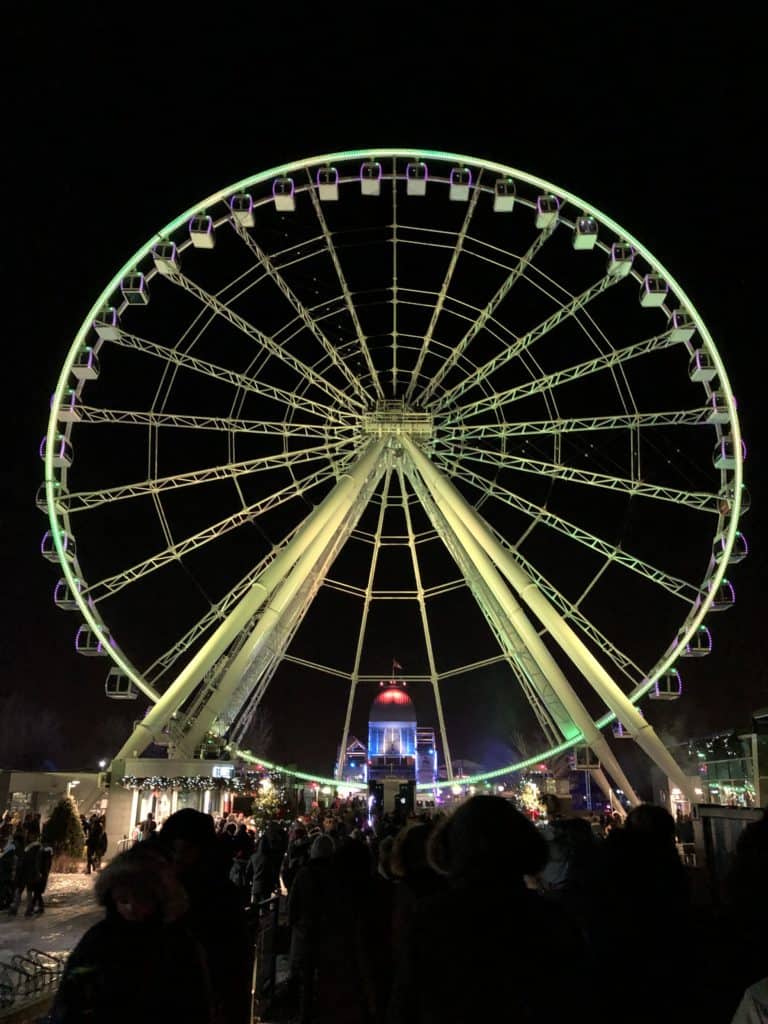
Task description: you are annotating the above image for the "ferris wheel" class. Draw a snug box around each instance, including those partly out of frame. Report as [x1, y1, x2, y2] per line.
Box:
[41, 149, 747, 801]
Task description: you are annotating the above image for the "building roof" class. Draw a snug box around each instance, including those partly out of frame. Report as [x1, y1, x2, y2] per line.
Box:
[369, 685, 417, 723]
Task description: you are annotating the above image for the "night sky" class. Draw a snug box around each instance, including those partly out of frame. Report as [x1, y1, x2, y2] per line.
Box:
[2, 8, 765, 780]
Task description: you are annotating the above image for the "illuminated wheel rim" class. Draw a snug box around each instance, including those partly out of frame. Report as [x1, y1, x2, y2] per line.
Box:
[43, 149, 746, 788]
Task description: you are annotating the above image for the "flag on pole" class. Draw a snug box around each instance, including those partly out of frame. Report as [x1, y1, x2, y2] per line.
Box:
[392, 659, 402, 672]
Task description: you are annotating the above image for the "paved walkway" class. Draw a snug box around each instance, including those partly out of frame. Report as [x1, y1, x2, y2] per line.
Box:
[0, 873, 100, 964]
[0, 873, 100, 1022]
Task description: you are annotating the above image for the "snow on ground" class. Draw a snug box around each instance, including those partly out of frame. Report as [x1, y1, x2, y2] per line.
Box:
[0, 871, 101, 963]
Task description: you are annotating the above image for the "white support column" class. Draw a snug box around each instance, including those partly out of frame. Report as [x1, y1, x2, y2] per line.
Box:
[115, 440, 386, 761]
[403, 437, 696, 805]
[590, 767, 628, 820]
[401, 452, 640, 806]
[182, 452, 385, 753]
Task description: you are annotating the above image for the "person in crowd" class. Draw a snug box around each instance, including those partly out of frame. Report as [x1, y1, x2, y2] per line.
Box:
[389, 822, 445, 947]
[387, 795, 583, 1024]
[155, 808, 252, 1024]
[86, 817, 108, 873]
[0, 831, 22, 910]
[584, 803, 696, 1023]
[138, 810, 156, 840]
[247, 820, 283, 904]
[281, 823, 311, 893]
[538, 814, 597, 926]
[49, 843, 212, 1023]
[287, 832, 343, 1023]
[8, 825, 51, 917]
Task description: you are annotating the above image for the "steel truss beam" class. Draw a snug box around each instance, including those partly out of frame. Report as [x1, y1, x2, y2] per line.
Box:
[441, 459, 700, 602]
[443, 446, 719, 513]
[402, 444, 641, 804]
[115, 439, 387, 759]
[441, 331, 680, 424]
[403, 435, 695, 804]
[418, 224, 557, 406]
[76, 404, 352, 439]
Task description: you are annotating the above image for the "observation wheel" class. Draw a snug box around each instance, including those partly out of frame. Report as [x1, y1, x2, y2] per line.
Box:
[42, 149, 747, 800]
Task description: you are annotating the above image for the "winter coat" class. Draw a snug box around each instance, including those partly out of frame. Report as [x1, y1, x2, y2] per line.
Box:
[16, 841, 52, 892]
[49, 911, 213, 1024]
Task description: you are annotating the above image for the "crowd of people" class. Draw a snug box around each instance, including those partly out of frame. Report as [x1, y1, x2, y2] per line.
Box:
[30, 794, 768, 1023]
[0, 811, 53, 916]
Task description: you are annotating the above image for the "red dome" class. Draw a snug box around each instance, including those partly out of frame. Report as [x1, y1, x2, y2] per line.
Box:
[374, 688, 412, 707]
[369, 685, 417, 722]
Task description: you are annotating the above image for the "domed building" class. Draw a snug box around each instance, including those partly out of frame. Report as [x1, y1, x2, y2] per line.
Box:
[368, 682, 417, 782]
[338, 678, 438, 790]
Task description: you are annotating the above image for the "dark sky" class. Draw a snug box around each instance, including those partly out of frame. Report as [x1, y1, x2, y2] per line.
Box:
[2, 8, 765, 777]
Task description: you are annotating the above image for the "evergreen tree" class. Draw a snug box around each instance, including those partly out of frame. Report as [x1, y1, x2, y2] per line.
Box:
[42, 796, 85, 859]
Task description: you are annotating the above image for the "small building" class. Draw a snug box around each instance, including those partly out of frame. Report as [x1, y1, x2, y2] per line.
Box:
[0, 770, 106, 823]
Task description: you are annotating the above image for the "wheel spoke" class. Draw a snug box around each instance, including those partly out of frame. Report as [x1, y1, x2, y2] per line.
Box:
[76, 404, 349, 438]
[443, 446, 720, 513]
[440, 457, 701, 602]
[306, 173, 385, 400]
[228, 215, 373, 405]
[417, 223, 557, 407]
[430, 275, 617, 414]
[109, 330, 353, 423]
[81, 464, 342, 602]
[441, 331, 679, 424]
[437, 407, 714, 441]
[404, 174, 483, 402]
[161, 268, 364, 412]
[60, 442, 348, 513]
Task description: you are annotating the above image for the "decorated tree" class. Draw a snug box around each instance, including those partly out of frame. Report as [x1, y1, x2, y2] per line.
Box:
[42, 796, 86, 864]
[250, 779, 290, 830]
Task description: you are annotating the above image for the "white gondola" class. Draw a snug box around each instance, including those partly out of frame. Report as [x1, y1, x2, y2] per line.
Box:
[36, 480, 63, 513]
[71, 345, 100, 381]
[706, 578, 736, 611]
[92, 305, 120, 340]
[41, 529, 76, 563]
[316, 166, 339, 201]
[54, 577, 81, 610]
[229, 192, 254, 227]
[572, 215, 598, 250]
[40, 434, 73, 468]
[649, 668, 683, 701]
[121, 272, 149, 305]
[713, 436, 744, 470]
[152, 240, 180, 275]
[535, 193, 560, 228]
[706, 391, 730, 425]
[406, 160, 428, 196]
[606, 242, 635, 278]
[639, 273, 668, 307]
[667, 309, 696, 342]
[189, 215, 215, 249]
[689, 349, 716, 383]
[573, 745, 600, 770]
[678, 624, 712, 657]
[718, 481, 751, 517]
[713, 530, 748, 565]
[57, 388, 81, 423]
[273, 176, 296, 212]
[75, 624, 109, 657]
[449, 166, 472, 201]
[493, 177, 516, 212]
[105, 667, 138, 700]
[360, 160, 382, 196]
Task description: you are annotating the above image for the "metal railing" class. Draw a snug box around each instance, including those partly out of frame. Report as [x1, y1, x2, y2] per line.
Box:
[249, 894, 280, 1023]
[0, 948, 65, 1010]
